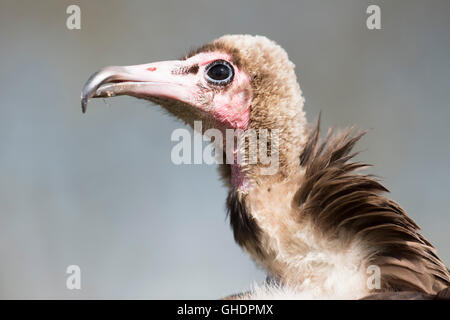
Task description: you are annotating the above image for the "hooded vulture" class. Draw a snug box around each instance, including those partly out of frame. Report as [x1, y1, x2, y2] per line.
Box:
[81, 35, 450, 299]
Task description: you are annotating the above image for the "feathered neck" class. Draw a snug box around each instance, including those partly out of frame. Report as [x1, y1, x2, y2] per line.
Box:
[225, 117, 450, 297]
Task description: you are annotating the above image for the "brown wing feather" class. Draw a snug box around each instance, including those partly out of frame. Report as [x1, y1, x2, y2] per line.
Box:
[296, 116, 450, 295]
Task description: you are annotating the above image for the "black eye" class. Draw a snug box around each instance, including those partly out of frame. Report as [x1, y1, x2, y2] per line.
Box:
[205, 60, 234, 85]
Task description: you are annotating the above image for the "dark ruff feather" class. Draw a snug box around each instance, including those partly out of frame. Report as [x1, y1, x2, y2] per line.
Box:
[226, 190, 262, 256]
[295, 117, 450, 295]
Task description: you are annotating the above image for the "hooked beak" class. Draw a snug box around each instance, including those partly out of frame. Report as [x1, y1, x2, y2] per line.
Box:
[81, 61, 198, 113]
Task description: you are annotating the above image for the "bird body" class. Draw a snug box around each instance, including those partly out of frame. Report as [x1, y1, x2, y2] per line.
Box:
[228, 121, 450, 299]
[228, 167, 372, 299]
[81, 35, 450, 299]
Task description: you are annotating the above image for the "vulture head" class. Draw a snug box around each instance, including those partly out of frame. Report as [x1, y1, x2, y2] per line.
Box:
[82, 35, 450, 299]
[82, 35, 306, 188]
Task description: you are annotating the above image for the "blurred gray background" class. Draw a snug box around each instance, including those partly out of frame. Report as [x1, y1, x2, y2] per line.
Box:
[0, 0, 449, 299]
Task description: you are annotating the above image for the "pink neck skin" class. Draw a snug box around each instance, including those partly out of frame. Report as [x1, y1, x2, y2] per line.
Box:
[209, 90, 251, 129]
[231, 163, 250, 191]
[229, 135, 251, 192]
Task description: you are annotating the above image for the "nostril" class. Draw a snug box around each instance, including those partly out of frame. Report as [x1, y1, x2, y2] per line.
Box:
[186, 64, 199, 74]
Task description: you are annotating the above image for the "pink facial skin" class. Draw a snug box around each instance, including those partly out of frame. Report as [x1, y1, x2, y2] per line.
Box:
[185, 52, 252, 130]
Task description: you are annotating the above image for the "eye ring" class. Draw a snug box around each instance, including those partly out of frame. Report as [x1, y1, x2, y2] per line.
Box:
[205, 60, 234, 86]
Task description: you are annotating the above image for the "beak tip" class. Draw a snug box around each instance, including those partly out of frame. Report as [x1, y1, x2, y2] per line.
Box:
[81, 98, 88, 114]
